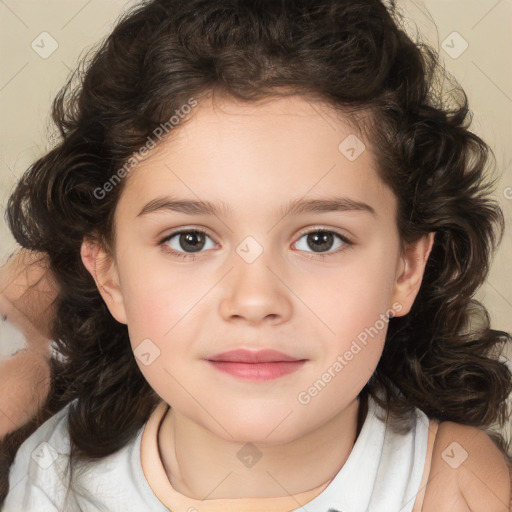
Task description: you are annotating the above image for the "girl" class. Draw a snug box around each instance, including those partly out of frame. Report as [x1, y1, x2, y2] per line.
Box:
[1, 0, 511, 510]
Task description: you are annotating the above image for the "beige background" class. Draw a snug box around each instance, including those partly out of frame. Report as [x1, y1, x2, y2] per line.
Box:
[0, 1, 511, 445]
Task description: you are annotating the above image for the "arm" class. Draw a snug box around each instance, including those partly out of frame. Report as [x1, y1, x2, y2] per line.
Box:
[456, 426, 511, 512]
[423, 421, 511, 511]
[0, 248, 58, 437]
[0, 248, 58, 343]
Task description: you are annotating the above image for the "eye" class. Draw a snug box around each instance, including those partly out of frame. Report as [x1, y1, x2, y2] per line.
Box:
[159, 229, 216, 260]
[158, 227, 353, 261]
[292, 228, 352, 260]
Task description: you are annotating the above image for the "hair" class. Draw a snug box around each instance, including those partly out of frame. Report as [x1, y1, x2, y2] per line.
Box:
[1, 0, 511, 502]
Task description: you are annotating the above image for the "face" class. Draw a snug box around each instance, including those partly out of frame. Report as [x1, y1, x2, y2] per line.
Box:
[82, 94, 432, 445]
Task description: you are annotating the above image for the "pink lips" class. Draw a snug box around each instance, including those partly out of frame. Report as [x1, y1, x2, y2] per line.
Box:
[206, 349, 306, 381]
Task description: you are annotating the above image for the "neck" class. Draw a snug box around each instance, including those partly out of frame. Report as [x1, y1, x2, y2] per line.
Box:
[158, 395, 367, 500]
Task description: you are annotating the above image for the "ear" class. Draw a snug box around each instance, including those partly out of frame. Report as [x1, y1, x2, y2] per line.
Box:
[80, 237, 128, 324]
[390, 232, 435, 317]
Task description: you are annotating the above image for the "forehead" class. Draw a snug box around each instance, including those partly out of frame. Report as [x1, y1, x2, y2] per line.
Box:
[117, 94, 395, 221]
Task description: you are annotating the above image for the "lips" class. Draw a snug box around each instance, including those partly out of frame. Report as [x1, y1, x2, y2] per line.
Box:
[206, 349, 301, 363]
[205, 349, 307, 381]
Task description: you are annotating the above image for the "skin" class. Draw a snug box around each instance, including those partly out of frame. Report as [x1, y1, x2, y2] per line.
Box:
[0, 97, 506, 510]
[81, 94, 435, 500]
[0, 250, 54, 437]
[422, 421, 511, 511]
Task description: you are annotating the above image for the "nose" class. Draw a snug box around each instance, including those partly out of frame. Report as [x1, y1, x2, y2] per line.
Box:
[218, 248, 293, 327]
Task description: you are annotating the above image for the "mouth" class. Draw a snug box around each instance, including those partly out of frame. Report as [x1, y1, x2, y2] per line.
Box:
[205, 349, 307, 381]
[207, 349, 302, 363]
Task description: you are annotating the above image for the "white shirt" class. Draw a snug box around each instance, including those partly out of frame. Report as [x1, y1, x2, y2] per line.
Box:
[3, 392, 430, 512]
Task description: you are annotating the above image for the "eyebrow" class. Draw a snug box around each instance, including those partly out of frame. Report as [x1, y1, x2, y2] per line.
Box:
[136, 195, 377, 219]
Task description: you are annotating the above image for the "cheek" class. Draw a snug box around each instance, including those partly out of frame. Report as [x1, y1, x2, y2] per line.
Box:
[120, 261, 203, 344]
[120, 268, 209, 399]
[298, 282, 390, 409]
[122, 287, 168, 346]
[294, 253, 397, 394]
[305, 258, 397, 338]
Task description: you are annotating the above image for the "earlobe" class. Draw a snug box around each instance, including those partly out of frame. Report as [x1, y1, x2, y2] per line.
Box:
[80, 238, 128, 324]
[391, 232, 435, 317]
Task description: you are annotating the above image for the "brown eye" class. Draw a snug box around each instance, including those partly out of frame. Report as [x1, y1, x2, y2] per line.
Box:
[305, 231, 336, 252]
[160, 229, 216, 258]
[177, 231, 206, 252]
[293, 229, 352, 258]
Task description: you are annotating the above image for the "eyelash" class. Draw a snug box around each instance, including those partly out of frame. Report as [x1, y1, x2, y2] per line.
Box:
[158, 227, 353, 261]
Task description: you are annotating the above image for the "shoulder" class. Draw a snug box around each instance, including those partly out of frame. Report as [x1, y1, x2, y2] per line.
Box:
[17, 401, 73, 456]
[423, 420, 511, 512]
[3, 403, 74, 510]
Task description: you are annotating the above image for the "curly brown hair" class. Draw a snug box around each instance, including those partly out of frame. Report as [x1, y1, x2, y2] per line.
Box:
[1, 0, 511, 502]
